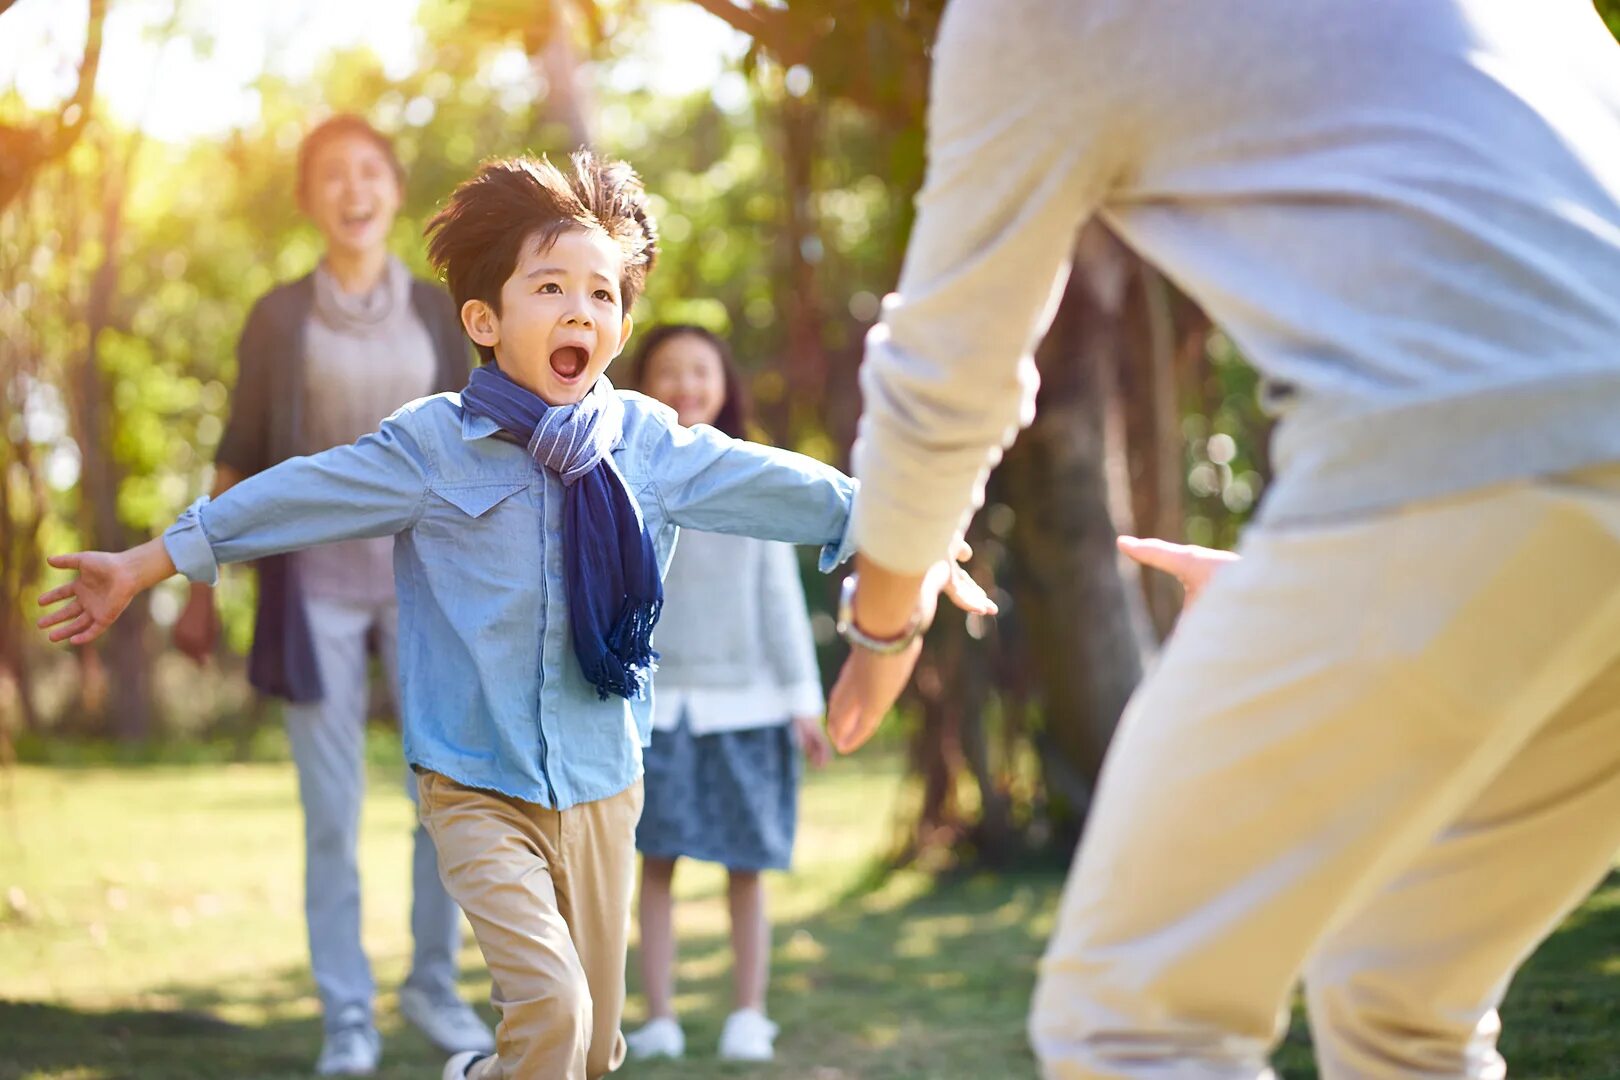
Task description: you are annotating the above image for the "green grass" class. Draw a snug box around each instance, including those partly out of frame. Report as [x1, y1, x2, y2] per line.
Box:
[1, 741, 1618, 1079]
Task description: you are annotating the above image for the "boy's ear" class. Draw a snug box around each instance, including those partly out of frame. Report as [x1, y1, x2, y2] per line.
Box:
[461, 299, 500, 349]
[615, 314, 634, 357]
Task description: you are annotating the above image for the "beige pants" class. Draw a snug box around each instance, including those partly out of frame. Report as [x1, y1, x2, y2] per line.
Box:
[1031, 466, 1620, 1079]
[417, 772, 644, 1080]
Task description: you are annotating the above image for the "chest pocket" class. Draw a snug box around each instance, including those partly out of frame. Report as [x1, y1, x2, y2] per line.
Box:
[430, 479, 533, 518]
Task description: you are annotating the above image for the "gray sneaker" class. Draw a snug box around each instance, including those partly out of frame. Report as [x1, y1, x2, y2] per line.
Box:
[442, 1050, 492, 1080]
[399, 985, 495, 1055]
[316, 1005, 381, 1076]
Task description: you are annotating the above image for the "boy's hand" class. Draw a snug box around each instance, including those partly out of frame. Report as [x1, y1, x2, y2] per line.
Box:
[826, 540, 996, 755]
[1117, 535, 1239, 609]
[36, 539, 177, 646]
[792, 714, 832, 768]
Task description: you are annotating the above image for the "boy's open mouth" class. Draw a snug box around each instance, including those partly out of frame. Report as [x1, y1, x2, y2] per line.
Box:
[549, 345, 589, 381]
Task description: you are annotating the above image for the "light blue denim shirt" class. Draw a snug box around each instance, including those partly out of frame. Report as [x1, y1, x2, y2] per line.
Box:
[164, 388, 856, 809]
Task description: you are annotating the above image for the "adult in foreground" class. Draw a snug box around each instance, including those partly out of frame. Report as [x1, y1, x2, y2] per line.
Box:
[826, 2, 1620, 1077]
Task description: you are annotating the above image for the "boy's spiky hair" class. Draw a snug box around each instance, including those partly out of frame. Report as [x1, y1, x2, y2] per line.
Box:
[425, 149, 660, 362]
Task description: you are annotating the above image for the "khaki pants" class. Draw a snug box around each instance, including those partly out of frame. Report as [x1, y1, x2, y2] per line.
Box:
[1031, 466, 1620, 1079]
[417, 772, 644, 1080]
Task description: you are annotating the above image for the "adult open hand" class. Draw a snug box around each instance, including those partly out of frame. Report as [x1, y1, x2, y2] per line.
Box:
[1117, 535, 1239, 609]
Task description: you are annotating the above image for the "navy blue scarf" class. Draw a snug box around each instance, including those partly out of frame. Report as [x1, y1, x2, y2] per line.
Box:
[461, 364, 662, 700]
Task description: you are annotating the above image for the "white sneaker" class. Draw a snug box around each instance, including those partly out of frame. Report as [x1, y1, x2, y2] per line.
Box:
[399, 985, 496, 1054]
[624, 1016, 686, 1060]
[316, 1005, 381, 1076]
[717, 1008, 779, 1062]
[442, 1050, 492, 1080]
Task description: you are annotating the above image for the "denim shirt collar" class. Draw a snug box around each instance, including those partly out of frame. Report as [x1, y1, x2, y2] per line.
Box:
[460, 391, 628, 450]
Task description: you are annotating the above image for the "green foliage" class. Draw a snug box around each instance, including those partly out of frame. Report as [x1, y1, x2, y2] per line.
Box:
[1599, 0, 1620, 36]
[4, 1, 929, 731]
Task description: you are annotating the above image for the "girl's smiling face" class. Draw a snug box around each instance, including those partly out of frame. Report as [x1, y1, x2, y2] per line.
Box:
[641, 332, 728, 428]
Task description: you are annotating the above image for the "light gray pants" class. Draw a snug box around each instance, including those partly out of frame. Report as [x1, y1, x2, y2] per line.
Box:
[1031, 466, 1620, 1078]
[285, 595, 463, 1031]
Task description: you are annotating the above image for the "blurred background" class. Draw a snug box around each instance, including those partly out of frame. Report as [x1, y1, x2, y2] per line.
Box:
[3, 3, 1620, 1078]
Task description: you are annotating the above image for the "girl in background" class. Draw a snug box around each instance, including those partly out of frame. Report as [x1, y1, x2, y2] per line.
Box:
[624, 325, 832, 1064]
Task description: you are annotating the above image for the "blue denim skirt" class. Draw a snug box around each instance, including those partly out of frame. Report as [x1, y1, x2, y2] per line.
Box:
[634, 711, 802, 872]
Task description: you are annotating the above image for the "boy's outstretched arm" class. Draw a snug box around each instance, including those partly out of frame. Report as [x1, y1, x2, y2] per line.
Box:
[37, 538, 178, 646]
[643, 409, 996, 620]
[644, 410, 858, 571]
[39, 412, 432, 648]
[646, 412, 996, 755]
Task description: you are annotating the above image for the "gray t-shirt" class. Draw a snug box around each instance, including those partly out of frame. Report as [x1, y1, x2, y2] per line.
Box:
[852, 0, 1620, 571]
[297, 256, 437, 604]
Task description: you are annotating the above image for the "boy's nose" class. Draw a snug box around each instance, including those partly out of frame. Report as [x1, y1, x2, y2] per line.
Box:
[563, 309, 594, 328]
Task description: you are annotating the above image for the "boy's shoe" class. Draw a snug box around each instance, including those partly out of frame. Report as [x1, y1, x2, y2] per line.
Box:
[717, 1009, 779, 1062]
[624, 1016, 686, 1060]
[316, 1005, 382, 1076]
[442, 1050, 492, 1080]
[399, 985, 496, 1055]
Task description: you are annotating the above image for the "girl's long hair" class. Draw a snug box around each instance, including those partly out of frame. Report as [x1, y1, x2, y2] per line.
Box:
[630, 323, 751, 439]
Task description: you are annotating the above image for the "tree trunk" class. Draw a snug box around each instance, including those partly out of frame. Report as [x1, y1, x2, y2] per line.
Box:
[0, 453, 47, 737]
[526, 0, 595, 150]
[70, 137, 154, 740]
[0, 197, 50, 741]
[999, 224, 1153, 836]
[1119, 263, 1210, 637]
[777, 90, 828, 441]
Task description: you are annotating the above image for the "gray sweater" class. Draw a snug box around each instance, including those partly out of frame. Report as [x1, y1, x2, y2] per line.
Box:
[297, 256, 437, 604]
[651, 530, 825, 734]
[852, 0, 1620, 572]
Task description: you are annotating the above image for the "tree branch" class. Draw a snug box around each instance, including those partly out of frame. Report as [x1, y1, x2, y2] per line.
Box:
[0, 0, 106, 213]
[685, 0, 806, 66]
[48, 0, 107, 157]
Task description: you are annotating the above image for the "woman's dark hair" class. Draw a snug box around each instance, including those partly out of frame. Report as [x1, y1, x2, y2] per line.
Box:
[630, 324, 751, 439]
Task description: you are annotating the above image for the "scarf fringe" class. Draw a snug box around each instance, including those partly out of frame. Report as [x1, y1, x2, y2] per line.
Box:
[587, 596, 664, 701]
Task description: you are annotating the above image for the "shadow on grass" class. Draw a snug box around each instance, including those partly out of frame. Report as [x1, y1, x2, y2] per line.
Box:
[0, 960, 490, 1080]
[623, 865, 1061, 1080]
[4, 868, 1619, 1080]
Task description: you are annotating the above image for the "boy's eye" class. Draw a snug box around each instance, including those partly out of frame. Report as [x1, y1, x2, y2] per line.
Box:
[594, 289, 615, 303]
[538, 282, 562, 294]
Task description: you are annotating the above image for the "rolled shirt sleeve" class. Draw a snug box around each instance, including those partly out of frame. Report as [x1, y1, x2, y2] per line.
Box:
[644, 408, 858, 573]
